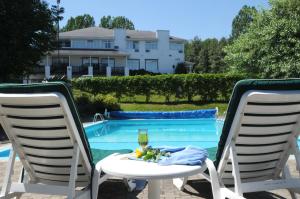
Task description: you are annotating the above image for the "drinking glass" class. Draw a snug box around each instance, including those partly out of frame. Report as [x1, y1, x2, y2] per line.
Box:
[138, 129, 148, 150]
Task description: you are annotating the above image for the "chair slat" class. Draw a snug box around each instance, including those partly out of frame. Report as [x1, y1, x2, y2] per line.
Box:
[31, 164, 86, 174]
[18, 137, 72, 148]
[241, 114, 299, 125]
[35, 173, 89, 182]
[236, 134, 290, 145]
[7, 117, 66, 127]
[23, 148, 74, 157]
[239, 125, 293, 135]
[13, 128, 69, 138]
[1, 107, 63, 117]
[244, 104, 300, 114]
[236, 143, 286, 154]
[222, 170, 274, 179]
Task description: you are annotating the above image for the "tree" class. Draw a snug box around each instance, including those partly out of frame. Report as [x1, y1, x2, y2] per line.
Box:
[174, 62, 188, 74]
[100, 16, 135, 30]
[62, 14, 95, 31]
[0, 0, 58, 82]
[100, 15, 112, 29]
[231, 5, 257, 40]
[225, 0, 300, 78]
[185, 37, 229, 73]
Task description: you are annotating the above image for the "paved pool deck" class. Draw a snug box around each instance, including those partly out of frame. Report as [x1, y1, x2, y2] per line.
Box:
[0, 158, 299, 199]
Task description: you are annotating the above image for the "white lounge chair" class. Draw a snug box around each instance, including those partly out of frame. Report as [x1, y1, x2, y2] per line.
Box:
[175, 79, 300, 199]
[0, 82, 112, 199]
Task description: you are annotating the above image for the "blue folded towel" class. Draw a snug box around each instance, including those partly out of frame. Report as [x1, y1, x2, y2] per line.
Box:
[158, 146, 208, 166]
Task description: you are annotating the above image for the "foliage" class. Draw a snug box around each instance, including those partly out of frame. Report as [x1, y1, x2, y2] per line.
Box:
[174, 62, 188, 74]
[72, 89, 120, 117]
[129, 69, 161, 76]
[61, 14, 95, 32]
[100, 15, 135, 30]
[185, 37, 229, 73]
[0, 0, 59, 82]
[120, 103, 228, 115]
[225, 0, 300, 78]
[72, 73, 245, 103]
[230, 5, 258, 40]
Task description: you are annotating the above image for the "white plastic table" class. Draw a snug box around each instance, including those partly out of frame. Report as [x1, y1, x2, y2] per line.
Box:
[98, 154, 206, 199]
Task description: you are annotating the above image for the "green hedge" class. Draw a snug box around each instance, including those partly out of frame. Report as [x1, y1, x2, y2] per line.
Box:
[72, 73, 246, 102]
[72, 89, 120, 117]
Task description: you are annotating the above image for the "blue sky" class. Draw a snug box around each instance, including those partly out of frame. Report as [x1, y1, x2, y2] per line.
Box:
[47, 0, 269, 40]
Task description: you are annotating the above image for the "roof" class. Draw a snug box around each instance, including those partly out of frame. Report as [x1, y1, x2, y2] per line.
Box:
[59, 27, 186, 42]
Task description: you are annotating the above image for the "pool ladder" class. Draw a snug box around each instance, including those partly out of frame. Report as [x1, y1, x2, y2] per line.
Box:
[93, 113, 105, 123]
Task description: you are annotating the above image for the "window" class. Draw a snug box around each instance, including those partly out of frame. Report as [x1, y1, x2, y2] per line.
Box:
[72, 40, 85, 48]
[82, 57, 99, 67]
[103, 40, 113, 49]
[87, 40, 93, 48]
[52, 57, 69, 65]
[127, 59, 140, 70]
[145, 41, 158, 50]
[170, 42, 183, 51]
[145, 59, 158, 71]
[127, 41, 139, 50]
[59, 40, 71, 48]
[101, 58, 115, 67]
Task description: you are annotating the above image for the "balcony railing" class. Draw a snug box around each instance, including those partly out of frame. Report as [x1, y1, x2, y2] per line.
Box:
[47, 64, 125, 77]
[73, 65, 88, 77]
[94, 64, 107, 76]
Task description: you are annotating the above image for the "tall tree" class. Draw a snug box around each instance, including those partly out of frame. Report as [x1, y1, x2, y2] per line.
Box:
[62, 14, 95, 32]
[225, 0, 300, 78]
[0, 0, 58, 82]
[100, 15, 112, 29]
[231, 5, 257, 40]
[185, 37, 229, 73]
[100, 15, 135, 30]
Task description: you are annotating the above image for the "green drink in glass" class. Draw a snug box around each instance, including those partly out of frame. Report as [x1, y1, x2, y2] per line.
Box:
[138, 129, 148, 150]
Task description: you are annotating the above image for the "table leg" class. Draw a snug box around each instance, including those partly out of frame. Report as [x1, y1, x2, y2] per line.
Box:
[148, 179, 160, 199]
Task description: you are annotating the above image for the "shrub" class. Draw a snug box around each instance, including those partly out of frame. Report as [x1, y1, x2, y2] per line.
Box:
[174, 62, 188, 74]
[72, 89, 120, 117]
[72, 73, 246, 103]
[129, 69, 161, 76]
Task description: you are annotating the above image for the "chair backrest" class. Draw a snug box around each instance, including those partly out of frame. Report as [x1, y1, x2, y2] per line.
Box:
[0, 83, 93, 186]
[215, 79, 300, 185]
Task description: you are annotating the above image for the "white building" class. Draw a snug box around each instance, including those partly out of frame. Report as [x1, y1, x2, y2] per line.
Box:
[39, 27, 188, 79]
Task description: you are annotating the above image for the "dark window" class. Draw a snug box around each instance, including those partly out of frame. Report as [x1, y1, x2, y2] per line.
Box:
[145, 59, 158, 71]
[101, 58, 115, 67]
[127, 59, 140, 70]
[59, 40, 71, 48]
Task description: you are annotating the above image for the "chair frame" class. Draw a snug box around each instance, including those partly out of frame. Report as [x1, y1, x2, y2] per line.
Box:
[174, 90, 300, 199]
[0, 92, 107, 199]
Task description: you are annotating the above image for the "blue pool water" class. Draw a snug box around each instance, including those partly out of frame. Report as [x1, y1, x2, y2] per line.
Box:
[0, 119, 223, 158]
[85, 119, 223, 151]
[0, 148, 10, 158]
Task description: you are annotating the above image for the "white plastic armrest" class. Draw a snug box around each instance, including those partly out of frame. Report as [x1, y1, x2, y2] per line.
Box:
[205, 159, 246, 199]
[205, 159, 222, 199]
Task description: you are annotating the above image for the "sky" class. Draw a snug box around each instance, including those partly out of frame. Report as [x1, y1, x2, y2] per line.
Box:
[46, 0, 269, 40]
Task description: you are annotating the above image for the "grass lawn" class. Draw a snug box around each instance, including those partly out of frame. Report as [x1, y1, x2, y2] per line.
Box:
[120, 102, 228, 116]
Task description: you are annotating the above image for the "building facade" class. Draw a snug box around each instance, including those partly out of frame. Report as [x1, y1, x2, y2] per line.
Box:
[38, 27, 187, 79]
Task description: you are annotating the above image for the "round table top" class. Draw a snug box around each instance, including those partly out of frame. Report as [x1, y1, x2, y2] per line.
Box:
[98, 154, 206, 180]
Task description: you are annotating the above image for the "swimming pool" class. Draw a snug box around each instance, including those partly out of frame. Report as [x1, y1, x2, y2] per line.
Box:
[86, 119, 223, 152]
[0, 119, 223, 159]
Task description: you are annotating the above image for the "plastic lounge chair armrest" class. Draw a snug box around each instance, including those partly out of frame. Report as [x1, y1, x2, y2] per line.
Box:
[204, 159, 246, 199]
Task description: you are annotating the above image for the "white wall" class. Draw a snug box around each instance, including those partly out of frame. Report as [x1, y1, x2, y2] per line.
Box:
[114, 29, 126, 51]
[124, 30, 184, 74]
